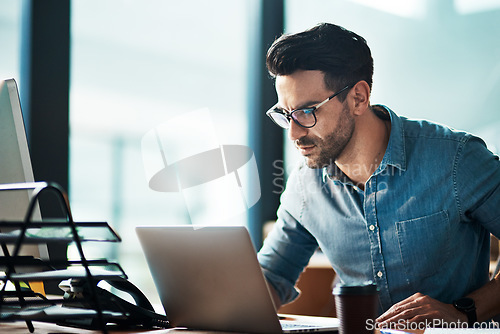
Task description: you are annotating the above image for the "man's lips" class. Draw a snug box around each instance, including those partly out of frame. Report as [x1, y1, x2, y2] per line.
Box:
[296, 144, 316, 155]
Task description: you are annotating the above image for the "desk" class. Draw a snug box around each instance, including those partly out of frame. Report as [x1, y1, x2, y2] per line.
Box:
[0, 321, 425, 334]
[0, 322, 203, 333]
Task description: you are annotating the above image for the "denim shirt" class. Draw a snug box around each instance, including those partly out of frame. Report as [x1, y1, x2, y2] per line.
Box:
[257, 105, 500, 314]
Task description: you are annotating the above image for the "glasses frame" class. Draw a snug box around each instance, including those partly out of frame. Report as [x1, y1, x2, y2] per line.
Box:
[266, 84, 353, 129]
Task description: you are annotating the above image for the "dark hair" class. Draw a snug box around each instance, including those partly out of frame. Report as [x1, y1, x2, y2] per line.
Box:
[266, 23, 373, 101]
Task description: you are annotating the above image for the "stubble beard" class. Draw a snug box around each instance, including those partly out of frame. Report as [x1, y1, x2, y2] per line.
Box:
[298, 104, 355, 169]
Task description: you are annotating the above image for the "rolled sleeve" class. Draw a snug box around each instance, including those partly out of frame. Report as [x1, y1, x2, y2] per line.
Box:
[455, 135, 500, 237]
[257, 164, 319, 305]
[260, 267, 301, 304]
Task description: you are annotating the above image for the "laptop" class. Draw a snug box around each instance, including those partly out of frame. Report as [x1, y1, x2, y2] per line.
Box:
[136, 225, 339, 333]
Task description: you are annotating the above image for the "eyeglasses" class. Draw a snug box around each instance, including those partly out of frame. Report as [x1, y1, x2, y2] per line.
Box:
[266, 85, 352, 129]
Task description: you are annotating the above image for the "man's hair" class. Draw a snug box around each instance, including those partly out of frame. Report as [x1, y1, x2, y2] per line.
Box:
[266, 23, 373, 101]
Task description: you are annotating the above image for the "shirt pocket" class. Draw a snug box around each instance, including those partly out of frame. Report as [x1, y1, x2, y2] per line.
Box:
[395, 211, 451, 282]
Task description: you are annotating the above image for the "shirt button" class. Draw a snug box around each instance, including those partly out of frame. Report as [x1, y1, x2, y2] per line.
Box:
[369, 225, 375, 231]
[377, 271, 383, 278]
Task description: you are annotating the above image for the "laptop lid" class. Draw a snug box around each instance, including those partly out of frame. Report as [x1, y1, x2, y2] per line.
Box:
[136, 225, 339, 333]
[136, 225, 283, 334]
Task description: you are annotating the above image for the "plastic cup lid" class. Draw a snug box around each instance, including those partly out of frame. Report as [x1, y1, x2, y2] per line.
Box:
[332, 281, 378, 295]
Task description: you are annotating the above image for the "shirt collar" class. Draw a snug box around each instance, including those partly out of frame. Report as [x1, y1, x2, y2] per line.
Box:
[377, 105, 407, 173]
[322, 105, 407, 182]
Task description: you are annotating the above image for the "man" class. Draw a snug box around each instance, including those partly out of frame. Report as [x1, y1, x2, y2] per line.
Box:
[257, 22, 500, 327]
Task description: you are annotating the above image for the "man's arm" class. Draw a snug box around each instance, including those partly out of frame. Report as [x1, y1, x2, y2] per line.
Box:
[267, 282, 282, 311]
[470, 272, 500, 321]
[376, 272, 500, 326]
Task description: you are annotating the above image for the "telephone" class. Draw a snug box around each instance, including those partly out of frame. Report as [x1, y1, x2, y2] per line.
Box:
[58, 276, 170, 329]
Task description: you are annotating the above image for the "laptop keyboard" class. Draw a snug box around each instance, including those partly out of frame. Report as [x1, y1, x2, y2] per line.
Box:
[281, 321, 321, 329]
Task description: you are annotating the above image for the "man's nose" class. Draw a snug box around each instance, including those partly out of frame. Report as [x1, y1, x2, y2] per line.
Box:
[288, 119, 308, 142]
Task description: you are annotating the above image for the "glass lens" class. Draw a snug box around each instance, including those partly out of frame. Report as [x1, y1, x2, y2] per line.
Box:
[292, 109, 315, 127]
[269, 112, 291, 129]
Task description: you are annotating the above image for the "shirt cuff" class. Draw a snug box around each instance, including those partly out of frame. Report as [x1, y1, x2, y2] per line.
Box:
[261, 268, 300, 305]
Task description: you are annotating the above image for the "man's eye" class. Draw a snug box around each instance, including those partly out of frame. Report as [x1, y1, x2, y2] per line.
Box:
[302, 108, 314, 115]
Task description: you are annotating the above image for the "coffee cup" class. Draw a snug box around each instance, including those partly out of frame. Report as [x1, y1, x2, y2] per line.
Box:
[332, 281, 378, 334]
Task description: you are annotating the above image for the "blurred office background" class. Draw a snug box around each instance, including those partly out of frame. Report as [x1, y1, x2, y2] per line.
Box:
[1, 0, 499, 305]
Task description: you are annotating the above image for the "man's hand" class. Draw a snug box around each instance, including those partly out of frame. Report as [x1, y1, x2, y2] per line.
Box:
[376, 293, 467, 327]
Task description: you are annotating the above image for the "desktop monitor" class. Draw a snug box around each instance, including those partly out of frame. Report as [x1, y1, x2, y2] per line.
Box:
[0, 78, 44, 257]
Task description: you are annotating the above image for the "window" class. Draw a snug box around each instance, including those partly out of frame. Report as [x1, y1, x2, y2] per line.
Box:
[0, 1, 21, 84]
[70, 0, 250, 303]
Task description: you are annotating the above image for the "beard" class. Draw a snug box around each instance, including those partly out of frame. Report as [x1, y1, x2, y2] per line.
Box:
[296, 103, 355, 169]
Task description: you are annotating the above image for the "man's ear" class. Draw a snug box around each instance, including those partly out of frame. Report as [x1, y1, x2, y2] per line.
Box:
[349, 81, 371, 116]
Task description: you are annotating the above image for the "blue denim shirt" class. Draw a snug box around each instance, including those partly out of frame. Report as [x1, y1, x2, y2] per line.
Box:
[257, 106, 500, 314]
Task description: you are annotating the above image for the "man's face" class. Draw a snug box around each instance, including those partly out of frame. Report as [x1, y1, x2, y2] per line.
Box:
[275, 70, 355, 168]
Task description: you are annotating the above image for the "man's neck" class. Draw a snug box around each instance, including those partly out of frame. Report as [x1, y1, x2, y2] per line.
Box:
[335, 109, 391, 190]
